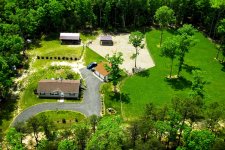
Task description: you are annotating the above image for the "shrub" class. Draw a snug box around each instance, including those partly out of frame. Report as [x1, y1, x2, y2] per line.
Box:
[37, 56, 40, 59]
[66, 73, 75, 79]
[62, 118, 66, 124]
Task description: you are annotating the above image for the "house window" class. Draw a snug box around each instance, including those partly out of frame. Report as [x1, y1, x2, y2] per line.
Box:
[40, 92, 45, 95]
[69, 93, 76, 96]
[50, 92, 59, 95]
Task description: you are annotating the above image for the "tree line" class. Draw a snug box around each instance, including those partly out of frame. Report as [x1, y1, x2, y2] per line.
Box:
[4, 96, 225, 150]
[1, 0, 225, 99]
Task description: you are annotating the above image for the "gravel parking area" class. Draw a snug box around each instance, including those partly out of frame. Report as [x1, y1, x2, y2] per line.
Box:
[88, 33, 155, 73]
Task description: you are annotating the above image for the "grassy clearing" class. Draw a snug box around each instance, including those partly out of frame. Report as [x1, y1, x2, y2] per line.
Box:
[84, 47, 106, 65]
[19, 66, 80, 110]
[80, 30, 102, 42]
[28, 40, 83, 58]
[120, 29, 225, 119]
[35, 110, 86, 129]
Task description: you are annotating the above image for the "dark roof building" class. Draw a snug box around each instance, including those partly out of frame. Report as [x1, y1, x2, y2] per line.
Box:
[37, 79, 80, 99]
[100, 35, 113, 46]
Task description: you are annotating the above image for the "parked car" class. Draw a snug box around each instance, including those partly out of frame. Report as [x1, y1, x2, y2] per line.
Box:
[87, 62, 97, 70]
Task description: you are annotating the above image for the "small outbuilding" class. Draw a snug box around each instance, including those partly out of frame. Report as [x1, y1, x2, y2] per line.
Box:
[37, 79, 80, 99]
[94, 62, 110, 81]
[100, 35, 113, 46]
[60, 33, 81, 44]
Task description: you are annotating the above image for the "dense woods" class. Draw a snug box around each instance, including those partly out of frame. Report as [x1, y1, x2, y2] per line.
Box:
[1, 0, 225, 149]
[4, 99, 225, 150]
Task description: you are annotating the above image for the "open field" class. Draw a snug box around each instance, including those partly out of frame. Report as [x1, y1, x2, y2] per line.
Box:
[29, 40, 83, 58]
[116, 29, 225, 119]
[35, 110, 86, 129]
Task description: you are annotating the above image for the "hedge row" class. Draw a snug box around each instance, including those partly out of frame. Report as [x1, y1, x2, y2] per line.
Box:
[36, 56, 80, 61]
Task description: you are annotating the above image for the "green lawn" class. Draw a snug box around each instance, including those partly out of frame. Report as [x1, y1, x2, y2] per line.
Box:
[35, 110, 86, 129]
[84, 47, 106, 65]
[29, 40, 83, 58]
[119, 29, 225, 119]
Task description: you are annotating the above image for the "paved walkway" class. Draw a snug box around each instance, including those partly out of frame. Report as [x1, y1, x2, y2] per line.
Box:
[12, 68, 102, 126]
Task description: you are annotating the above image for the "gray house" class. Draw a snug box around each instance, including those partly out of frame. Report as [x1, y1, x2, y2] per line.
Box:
[60, 33, 81, 44]
[37, 79, 80, 99]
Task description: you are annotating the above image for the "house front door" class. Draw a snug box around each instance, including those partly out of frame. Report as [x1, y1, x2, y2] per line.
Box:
[61, 92, 64, 98]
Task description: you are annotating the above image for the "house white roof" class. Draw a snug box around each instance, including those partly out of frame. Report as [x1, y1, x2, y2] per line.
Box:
[60, 33, 80, 40]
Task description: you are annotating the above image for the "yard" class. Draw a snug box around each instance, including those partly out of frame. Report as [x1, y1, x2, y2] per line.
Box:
[19, 66, 81, 110]
[105, 29, 225, 119]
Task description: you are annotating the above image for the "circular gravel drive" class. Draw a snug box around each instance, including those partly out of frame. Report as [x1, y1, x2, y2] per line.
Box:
[12, 68, 102, 126]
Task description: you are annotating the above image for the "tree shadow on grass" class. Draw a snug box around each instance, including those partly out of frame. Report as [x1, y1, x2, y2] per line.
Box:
[221, 62, 225, 72]
[44, 32, 59, 41]
[109, 92, 130, 104]
[0, 94, 18, 140]
[136, 69, 150, 78]
[165, 76, 192, 90]
[183, 64, 201, 74]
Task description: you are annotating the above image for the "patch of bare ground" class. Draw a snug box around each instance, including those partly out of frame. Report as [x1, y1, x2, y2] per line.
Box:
[89, 33, 155, 74]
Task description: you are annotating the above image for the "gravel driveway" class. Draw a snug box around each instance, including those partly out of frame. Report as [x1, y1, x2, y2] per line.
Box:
[12, 68, 102, 126]
[88, 33, 155, 73]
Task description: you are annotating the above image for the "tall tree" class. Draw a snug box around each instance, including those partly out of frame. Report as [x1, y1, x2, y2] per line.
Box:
[6, 128, 24, 150]
[39, 114, 55, 140]
[205, 102, 223, 134]
[89, 115, 100, 133]
[129, 31, 145, 69]
[73, 122, 90, 150]
[190, 70, 206, 98]
[86, 116, 124, 150]
[58, 139, 76, 150]
[154, 6, 175, 47]
[27, 116, 42, 147]
[181, 128, 215, 150]
[209, 0, 225, 38]
[161, 36, 179, 78]
[217, 18, 225, 60]
[105, 52, 124, 93]
[177, 24, 196, 77]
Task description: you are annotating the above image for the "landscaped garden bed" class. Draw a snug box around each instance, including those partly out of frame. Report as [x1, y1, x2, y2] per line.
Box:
[35, 110, 86, 129]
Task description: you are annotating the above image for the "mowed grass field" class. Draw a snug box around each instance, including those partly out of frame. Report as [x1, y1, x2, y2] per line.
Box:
[121, 29, 225, 119]
[29, 40, 83, 58]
